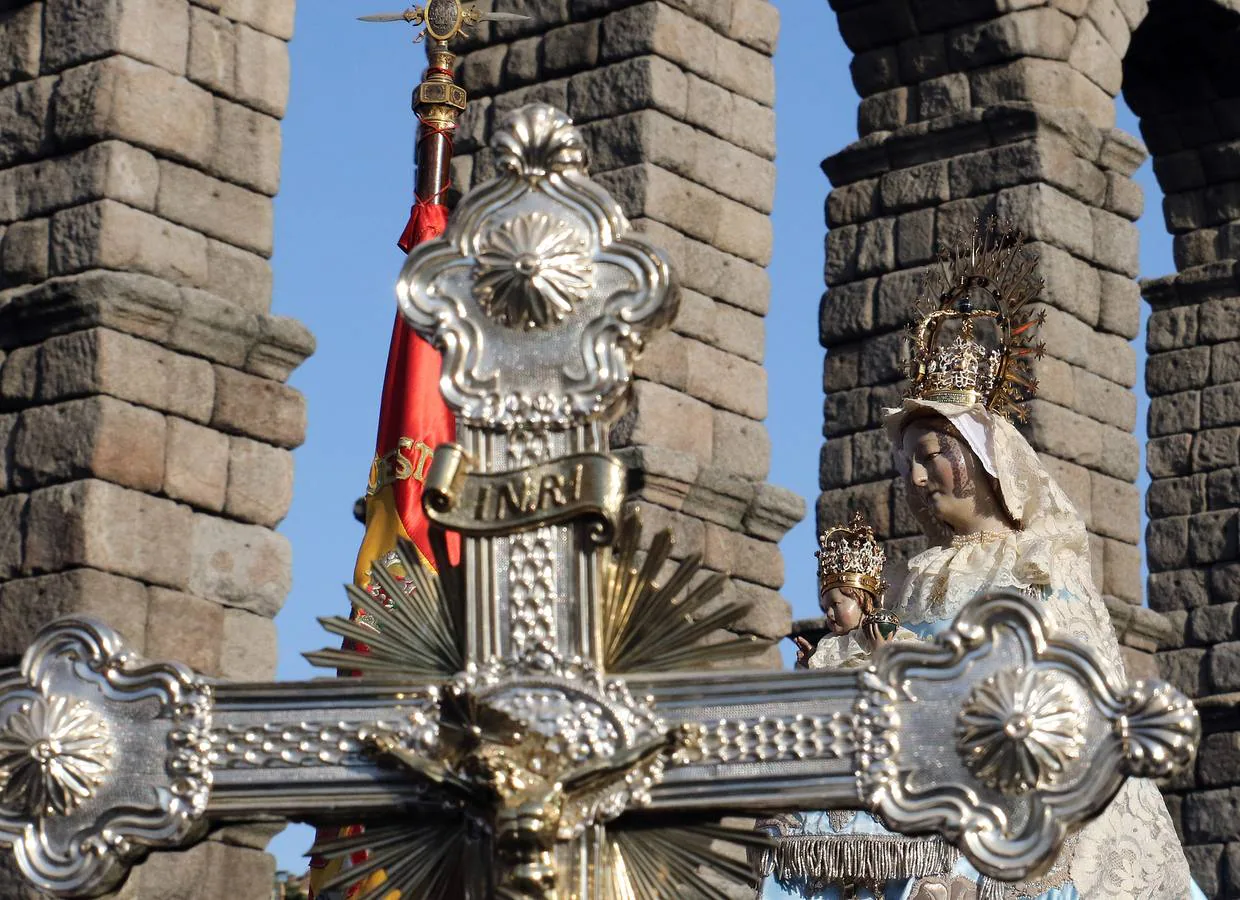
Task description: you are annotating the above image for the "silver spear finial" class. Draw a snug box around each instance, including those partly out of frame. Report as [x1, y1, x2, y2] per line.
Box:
[360, 2, 530, 43]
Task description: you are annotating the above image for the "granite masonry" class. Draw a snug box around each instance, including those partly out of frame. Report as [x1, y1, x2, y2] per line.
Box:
[0, 0, 308, 897]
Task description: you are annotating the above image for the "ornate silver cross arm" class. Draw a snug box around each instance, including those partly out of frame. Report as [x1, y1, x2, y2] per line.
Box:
[0, 105, 1201, 899]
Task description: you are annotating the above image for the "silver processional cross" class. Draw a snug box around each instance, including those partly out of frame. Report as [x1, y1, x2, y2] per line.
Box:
[0, 105, 1201, 899]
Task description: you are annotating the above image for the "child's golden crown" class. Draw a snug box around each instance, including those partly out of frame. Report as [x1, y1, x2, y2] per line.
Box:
[816, 511, 885, 597]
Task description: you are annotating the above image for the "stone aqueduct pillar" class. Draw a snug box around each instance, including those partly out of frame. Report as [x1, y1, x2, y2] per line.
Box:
[450, 0, 802, 663]
[816, 0, 1240, 894]
[0, 0, 307, 896]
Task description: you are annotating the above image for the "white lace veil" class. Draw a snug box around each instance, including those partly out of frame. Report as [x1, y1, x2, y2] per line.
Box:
[880, 399, 1198, 898]
[882, 398, 1123, 678]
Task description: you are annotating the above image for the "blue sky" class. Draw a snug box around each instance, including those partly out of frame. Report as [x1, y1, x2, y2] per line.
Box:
[264, 1, 1172, 871]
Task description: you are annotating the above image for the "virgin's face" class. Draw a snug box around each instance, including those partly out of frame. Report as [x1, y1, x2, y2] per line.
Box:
[819, 587, 863, 635]
[899, 421, 988, 534]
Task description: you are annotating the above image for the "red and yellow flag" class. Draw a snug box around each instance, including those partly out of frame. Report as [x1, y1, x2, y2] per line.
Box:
[307, 199, 458, 900]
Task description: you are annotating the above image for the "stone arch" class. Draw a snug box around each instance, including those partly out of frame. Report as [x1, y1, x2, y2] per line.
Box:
[1121, 0, 1240, 893]
[819, 0, 1240, 894]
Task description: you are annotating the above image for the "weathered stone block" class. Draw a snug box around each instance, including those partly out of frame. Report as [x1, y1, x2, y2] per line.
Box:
[851, 427, 893, 483]
[39, 328, 214, 422]
[543, 20, 600, 76]
[188, 4, 235, 95]
[145, 587, 223, 674]
[970, 57, 1113, 129]
[49, 200, 209, 287]
[1147, 474, 1206, 518]
[1193, 427, 1240, 472]
[13, 396, 166, 492]
[879, 160, 949, 213]
[165, 416, 228, 511]
[233, 22, 289, 117]
[1188, 603, 1240, 648]
[1147, 305, 1198, 352]
[1146, 515, 1189, 572]
[742, 481, 802, 545]
[123, 833, 276, 899]
[711, 303, 764, 365]
[211, 364, 305, 448]
[1103, 536, 1141, 603]
[1148, 567, 1209, 612]
[1076, 369, 1135, 430]
[1067, 16, 1122, 95]
[858, 86, 910, 134]
[224, 435, 292, 527]
[0, 493, 25, 580]
[204, 238, 272, 313]
[1207, 467, 1240, 511]
[1149, 391, 1200, 437]
[819, 436, 852, 490]
[211, 98, 281, 196]
[1158, 646, 1207, 696]
[43, 0, 190, 77]
[1147, 433, 1193, 477]
[0, 76, 54, 167]
[1089, 207, 1140, 277]
[220, 0, 294, 40]
[1184, 844, 1223, 898]
[946, 8, 1075, 69]
[1026, 399, 1101, 468]
[819, 281, 874, 344]
[1211, 563, 1240, 605]
[727, 0, 778, 55]
[1189, 510, 1238, 565]
[1200, 296, 1240, 343]
[1147, 346, 1210, 396]
[3, 140, 161, 224]
[702, 524, 782, 589]
[1203, 382, 1240, 429]
[1090, 471, 1139, 543]
[219, 606, 277, 679]
[627, 380, 713, 465]
[996, 182, 1094, 260]
[156, 160, 274, 256]
[566, 55, 686, 125]
[596, 164, 772, 265]
[0, 3, 41, 88]
[25, 479, 192, 588]
[816, 479, 892, 538]
[1, 216, 49, 285]
[893, 208, 935, 267]
[711, 408, 770, 481]
[0, 569, 149, 662]
[1211, 640, 1240, 692]
[187, 512, 290, 617]
[632, 220, 769, 314]
[1102, 171, 1143, 221]
[52, 56, 216, 169]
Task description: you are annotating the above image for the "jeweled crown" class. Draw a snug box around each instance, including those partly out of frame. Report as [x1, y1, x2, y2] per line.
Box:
[816, 511, 885, 598]
[905, 218, 1046, 422]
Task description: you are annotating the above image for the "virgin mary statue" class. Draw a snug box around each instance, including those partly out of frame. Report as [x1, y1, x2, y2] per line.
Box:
[761, 221, 1204, 899]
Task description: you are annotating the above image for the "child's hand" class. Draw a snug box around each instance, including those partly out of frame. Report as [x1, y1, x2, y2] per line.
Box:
[793, 636, 815, 669]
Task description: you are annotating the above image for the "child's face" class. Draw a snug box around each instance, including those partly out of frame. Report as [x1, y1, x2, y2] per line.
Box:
[819, 587, 864, 635]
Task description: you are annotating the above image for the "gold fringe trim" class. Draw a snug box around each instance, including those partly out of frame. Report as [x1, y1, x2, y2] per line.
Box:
[762, 833, 959, 884]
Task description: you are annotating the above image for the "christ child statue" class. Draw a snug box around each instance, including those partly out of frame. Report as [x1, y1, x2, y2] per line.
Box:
[794, 512, 911, 670]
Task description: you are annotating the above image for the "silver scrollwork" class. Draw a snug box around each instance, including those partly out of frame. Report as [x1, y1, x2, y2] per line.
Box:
[396, 103, 676, 430]
[0, 618, 212, 897]
[0, 695, 113, 817]
[957, 667, 1085, 796]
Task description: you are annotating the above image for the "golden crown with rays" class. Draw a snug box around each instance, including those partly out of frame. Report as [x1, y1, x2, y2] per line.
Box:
[905, 218, 1046, 421]
[816, 511, 885, 598]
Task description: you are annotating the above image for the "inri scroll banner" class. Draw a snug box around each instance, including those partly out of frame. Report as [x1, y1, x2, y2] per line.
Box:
[423, 444, 626, 541]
